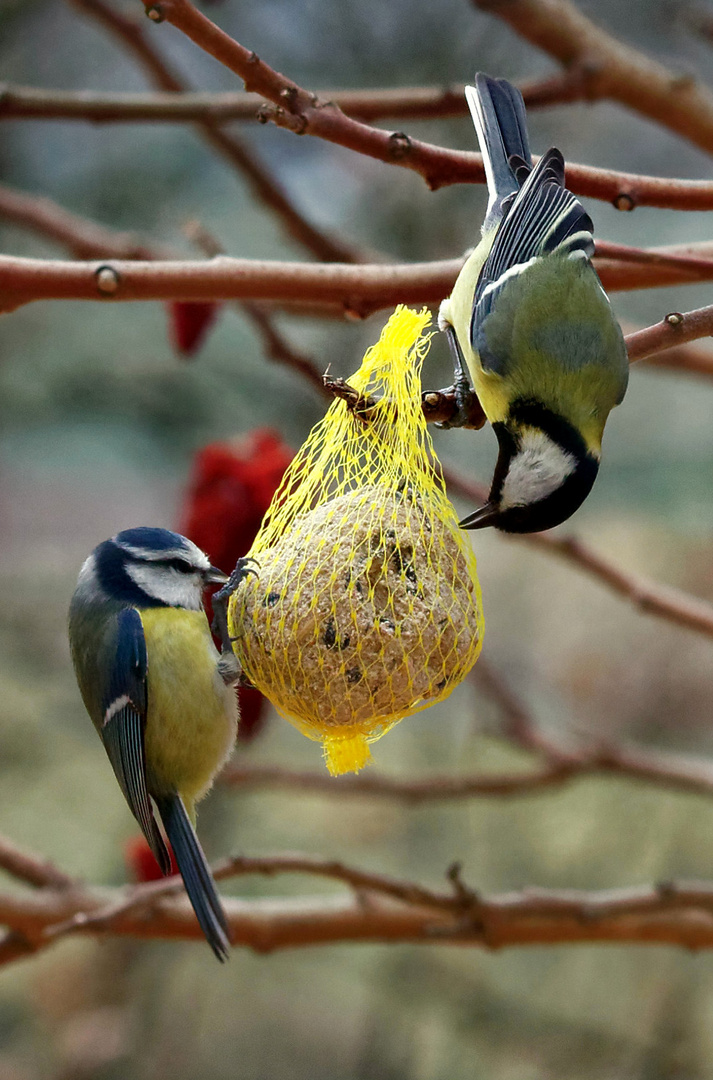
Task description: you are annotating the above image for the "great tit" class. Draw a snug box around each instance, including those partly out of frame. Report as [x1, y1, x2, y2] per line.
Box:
[69, 527, 251, 960]
[438, 73, 629, 533]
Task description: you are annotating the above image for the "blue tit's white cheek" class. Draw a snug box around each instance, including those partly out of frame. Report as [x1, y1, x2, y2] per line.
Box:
[499, 429, 576, 510]
[76, 553, 98, 589]
[125, 564, 204, 610]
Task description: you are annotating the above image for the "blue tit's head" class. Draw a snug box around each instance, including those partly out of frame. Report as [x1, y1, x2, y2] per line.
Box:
[78, 527, 228, 609]
[460, 401, 599, 534]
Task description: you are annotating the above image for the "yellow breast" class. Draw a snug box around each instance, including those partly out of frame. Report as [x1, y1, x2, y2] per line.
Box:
[139, 607, 238, 807]
[444, 235, 510, 424]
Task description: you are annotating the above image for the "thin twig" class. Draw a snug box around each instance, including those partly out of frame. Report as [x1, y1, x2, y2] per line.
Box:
[70, 0, 365, 263]
[220, 744, 713, 804]
[443, 463, 713, 642]
[4, 860, 713, 953]
[472, 0, 713, 157]
[626, 306, 713, 363]
[0, 71, 627, 126]
[0, 183, 164, 260]
[0, 829, 75, 889]
[135, 0, 713, 209]
[8, 251, 713, 327]
[0, 835, 76, 890]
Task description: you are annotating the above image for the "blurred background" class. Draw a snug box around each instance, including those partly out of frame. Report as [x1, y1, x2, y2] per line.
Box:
[2, 0, 713, 1076]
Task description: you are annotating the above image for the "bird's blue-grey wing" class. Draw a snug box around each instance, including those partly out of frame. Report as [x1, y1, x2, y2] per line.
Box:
[101, 607, 171, 874]
[471, 148, 595, 373]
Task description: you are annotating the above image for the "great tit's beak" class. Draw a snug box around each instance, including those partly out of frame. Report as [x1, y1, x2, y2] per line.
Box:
[204, 565, 229, 584]
[459, 502, 500, 530]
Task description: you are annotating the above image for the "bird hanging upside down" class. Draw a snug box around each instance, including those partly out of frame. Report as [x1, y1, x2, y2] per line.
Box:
[438, 73, 629, 533]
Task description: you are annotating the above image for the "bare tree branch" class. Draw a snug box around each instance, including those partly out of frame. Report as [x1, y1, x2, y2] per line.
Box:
[2, 850, 713, 956]
[70, 0, 365, 263]
[626, 307, 713, 362]
[220, 741, 713, 805]
[0, 71, 627, 126]
[443, 464, 713, 641]
[5, 248, 713, 352]
[0, 183, 165, 260]
[0, 835, 75, 890]
[473, 0, 713, 157]
[128, 0, 713, 210]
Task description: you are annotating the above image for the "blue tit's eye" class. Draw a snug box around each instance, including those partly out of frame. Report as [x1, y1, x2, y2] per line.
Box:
[164, 558, 196, 574]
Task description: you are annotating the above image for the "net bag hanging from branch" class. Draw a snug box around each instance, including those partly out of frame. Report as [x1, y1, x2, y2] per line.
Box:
[228, 306, 484, 776]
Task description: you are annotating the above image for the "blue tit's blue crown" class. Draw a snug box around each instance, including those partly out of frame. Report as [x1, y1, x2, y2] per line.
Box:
[91, 528, 212, 610]
[114, 527, 195, 557]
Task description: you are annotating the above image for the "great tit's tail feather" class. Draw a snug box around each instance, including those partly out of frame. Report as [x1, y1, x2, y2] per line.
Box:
[466, 74, 531, 230]
[156, 793, 230, 962]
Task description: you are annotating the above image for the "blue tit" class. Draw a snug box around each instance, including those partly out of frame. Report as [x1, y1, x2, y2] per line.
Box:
[438, 73, 629, 533]
[69, 526, 253, 961]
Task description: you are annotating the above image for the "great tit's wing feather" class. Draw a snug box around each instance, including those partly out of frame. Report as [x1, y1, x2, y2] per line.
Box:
[155, 793, 230, 961]
[467, 74, 531, 231]
[101, 608, 171, 875]
[471, 148, 595, 369]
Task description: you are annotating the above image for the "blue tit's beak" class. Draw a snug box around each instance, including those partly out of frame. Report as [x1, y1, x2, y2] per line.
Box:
[204, 565, 229, 584]
[459, 502, 500, 530]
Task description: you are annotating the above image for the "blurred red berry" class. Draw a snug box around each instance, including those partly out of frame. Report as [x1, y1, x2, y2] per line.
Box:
[124, 835, 178, 883]
[168, 301, 221, 357]
[237, 684, 268, 742]
[180, 428, 293, 742]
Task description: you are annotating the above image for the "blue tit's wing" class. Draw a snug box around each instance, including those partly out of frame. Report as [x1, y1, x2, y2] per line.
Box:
[471, 148, 595, 372]
[101, 608, 171, 875]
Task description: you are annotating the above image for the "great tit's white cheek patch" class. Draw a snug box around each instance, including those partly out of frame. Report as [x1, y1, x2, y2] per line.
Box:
[125, 564, 204, 610]
[500, 429, 576, 510]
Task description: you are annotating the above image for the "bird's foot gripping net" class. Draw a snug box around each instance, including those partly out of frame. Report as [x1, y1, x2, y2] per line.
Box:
[228, 306, 484, 775]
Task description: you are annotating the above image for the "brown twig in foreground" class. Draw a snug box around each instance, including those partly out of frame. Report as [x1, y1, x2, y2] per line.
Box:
[10, 183, 711, 383]
[626, 307, 713, 363]
[1, 851, 713, 957]
[7, 250, 713, 325]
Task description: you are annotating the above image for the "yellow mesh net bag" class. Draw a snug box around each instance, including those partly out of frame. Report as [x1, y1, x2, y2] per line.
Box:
[228, 306, 484, 775]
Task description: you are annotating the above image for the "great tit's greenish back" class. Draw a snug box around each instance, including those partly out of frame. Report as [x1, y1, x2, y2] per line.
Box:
[439, 74, 628, 534]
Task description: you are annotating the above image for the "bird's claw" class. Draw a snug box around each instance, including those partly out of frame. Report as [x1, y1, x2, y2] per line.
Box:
[435, 376, 476, 429]
[211, 557, 259, 655]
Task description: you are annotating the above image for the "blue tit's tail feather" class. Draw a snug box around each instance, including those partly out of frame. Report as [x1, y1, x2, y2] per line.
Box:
[155, 793, 230, 962]
[466, 74, 532, 231]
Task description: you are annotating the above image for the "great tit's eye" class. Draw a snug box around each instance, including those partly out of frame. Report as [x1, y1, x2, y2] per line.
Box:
[164, 557, 196, 574]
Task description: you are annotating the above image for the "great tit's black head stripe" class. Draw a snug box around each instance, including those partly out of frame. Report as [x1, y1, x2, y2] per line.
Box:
[486, 403, 600, 533]
[508, 400, 595, 462]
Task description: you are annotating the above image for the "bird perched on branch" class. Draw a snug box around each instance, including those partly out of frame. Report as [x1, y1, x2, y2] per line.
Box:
[69, 527, 253, 960]
[438, 73, 628, 533]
